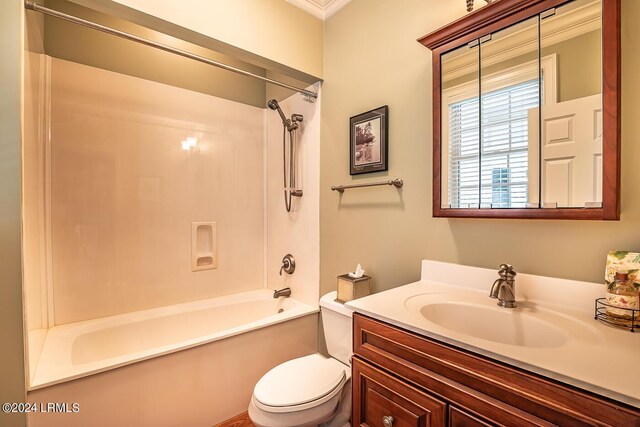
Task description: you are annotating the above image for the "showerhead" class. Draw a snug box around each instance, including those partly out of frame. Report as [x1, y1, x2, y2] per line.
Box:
[267, 99, 290, 129]
[267, 99, 279, 111]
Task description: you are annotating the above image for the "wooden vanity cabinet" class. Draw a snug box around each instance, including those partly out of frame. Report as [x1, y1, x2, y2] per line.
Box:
[352, 314, 640, 427]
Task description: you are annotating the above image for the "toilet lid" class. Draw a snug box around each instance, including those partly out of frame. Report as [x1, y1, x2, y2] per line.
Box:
[253, 354, 346, 412]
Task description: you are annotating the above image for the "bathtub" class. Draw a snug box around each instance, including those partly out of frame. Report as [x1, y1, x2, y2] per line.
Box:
[30, 289, 318, 390]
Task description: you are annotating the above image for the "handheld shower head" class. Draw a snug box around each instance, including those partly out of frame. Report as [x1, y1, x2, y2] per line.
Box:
[267, 99, 279, 111]
[268, 99, 305, 212]
[267, 99, 303, 131]
[267, 99, 289, 126]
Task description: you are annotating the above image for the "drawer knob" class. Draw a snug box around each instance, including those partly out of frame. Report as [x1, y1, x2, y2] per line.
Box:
[382, 415, 394, 427]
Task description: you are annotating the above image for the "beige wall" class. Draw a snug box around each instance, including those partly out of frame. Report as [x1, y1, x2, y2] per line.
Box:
[320, 0, 640, 298]
[69, 0, 324, 82]
[46, 58, 265, 324]
[1, 1, 27, 426]
[265, 70, 316, 103]
[40, 0, 267, 108]
[543, 29, 601, 102]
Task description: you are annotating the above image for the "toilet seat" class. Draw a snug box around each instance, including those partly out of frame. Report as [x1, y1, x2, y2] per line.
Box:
[253, 354, 348, 413]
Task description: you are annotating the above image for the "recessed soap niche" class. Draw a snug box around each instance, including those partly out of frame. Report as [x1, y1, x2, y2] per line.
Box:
[192, 222, 218, 271]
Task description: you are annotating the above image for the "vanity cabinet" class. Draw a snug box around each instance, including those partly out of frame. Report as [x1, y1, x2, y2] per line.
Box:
[352, 314, 640, 426]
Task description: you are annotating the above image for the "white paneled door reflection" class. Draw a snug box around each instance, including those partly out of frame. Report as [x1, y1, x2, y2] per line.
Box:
[528, 93, 602, 207]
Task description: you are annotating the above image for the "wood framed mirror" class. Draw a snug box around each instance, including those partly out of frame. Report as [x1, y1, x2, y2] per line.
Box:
[419, 0, 620, 219]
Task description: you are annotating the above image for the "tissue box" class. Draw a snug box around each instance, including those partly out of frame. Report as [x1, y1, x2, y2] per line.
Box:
[336, 274, 371, 303]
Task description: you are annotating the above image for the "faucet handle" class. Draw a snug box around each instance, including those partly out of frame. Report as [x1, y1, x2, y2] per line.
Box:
[498, 264, 516, 278]
[279, 254, 296, 276]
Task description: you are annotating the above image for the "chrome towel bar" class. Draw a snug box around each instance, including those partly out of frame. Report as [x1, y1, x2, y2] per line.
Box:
[331, 179, 403, 193]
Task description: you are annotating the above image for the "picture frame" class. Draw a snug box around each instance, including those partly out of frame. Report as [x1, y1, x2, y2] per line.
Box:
[350, 105, 388, 175]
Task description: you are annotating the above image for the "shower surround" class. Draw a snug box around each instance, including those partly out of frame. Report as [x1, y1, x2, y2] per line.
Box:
[22, 55, 320, 426]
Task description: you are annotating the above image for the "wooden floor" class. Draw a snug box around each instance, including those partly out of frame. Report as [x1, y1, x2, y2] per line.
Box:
[215, 411, 255, 427]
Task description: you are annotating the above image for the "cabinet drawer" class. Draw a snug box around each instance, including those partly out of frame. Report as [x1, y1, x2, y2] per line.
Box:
[354, 313, 640, 426]
[448, 406, 492, 427]
[353, 357, 446, 427]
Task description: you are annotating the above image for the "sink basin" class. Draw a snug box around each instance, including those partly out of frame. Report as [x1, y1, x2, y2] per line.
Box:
[419, 302, 566, 348]
[404, 293, 599, 348]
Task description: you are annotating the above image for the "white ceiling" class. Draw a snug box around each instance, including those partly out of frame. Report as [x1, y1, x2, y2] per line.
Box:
[284, 0, 353, 20]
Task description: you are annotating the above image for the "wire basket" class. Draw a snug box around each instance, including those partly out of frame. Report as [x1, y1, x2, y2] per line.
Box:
[594, 298, 639, 332]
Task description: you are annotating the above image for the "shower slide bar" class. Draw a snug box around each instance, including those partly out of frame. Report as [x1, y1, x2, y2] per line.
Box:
[331, 178, 403, 193]
[24, 1, 319, 102]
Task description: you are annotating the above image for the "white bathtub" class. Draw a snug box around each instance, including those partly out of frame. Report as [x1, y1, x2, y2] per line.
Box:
[30, 289, 318, 390]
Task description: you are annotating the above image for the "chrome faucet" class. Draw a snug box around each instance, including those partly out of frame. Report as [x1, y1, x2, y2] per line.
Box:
[273, 287, 292, 298]
[490, 264, 517, 308]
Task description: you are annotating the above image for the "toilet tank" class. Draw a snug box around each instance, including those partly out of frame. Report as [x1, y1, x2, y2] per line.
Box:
[320, 291, 353, 366]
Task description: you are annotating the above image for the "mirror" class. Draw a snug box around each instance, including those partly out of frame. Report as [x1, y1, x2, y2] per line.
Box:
[421, 0, 619, 219]
[538, 0, 603, 208]
[441, 42, 480, 208]
[441, 16, 541, 209]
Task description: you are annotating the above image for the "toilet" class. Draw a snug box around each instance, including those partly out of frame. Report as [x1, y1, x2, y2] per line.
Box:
[248, 291, 353, 427]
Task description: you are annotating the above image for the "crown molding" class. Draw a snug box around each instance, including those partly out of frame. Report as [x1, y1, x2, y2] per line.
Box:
[323, 0, 352, 19]
[284, 0, 352, 20]
[442, 0, 601, 81]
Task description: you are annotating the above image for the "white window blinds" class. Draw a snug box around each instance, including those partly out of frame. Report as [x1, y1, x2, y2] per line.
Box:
[448, 79, 539, 208]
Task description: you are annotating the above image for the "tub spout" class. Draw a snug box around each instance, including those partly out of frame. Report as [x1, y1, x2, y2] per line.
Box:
[273, 288, 291, 298]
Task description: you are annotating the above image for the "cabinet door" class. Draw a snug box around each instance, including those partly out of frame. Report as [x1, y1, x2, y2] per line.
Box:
[353, 357, 447, 427]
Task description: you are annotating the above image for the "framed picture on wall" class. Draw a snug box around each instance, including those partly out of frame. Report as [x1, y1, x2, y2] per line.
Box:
[350, 105, 388, 175]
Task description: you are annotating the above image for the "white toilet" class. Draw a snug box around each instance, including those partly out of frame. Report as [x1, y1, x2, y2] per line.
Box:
[248, 291, 353, 427]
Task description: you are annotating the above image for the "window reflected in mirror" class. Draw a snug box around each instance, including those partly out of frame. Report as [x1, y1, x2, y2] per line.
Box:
[479, 16, 540, 209]
[441, 43, 480, 208]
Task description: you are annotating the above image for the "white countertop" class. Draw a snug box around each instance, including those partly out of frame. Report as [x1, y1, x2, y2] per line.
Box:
[345, 260, 640, 409]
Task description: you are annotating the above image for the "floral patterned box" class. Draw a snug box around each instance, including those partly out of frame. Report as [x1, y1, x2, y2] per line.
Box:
[605, 251, 640, 290]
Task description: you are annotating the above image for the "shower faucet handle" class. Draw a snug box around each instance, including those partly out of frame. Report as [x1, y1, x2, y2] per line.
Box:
[279, 254, 296, 276]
